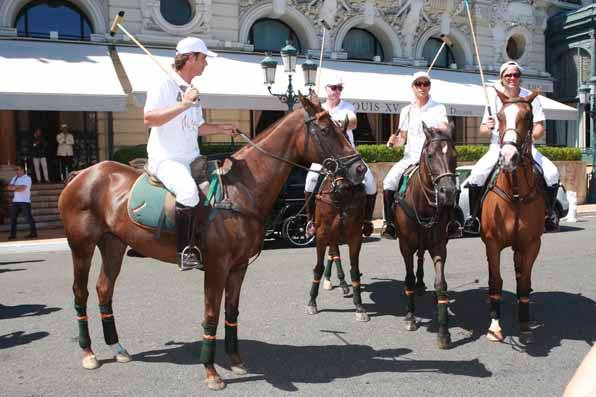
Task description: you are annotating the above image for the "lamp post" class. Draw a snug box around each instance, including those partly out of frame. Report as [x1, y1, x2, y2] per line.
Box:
[260, 42, 318, 111]
[580, 85, 596, 203]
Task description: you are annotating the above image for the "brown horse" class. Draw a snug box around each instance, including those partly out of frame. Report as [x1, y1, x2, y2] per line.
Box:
[481, 90, 545, 345]
[394, 124, 458, 349]
[58, 93, 367, 390]
[306, 175, 368, 321]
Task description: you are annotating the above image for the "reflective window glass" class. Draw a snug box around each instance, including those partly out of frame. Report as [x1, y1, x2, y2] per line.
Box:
[343, 28, 384, 61]
[249, 18, 302, 54]
[15, 0, 93, 40]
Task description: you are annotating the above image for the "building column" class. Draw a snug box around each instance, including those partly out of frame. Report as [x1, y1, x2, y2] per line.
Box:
[0, 110, 17, 181]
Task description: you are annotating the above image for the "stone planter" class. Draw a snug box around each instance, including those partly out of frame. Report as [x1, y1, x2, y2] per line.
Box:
[367, 160, 588, 219]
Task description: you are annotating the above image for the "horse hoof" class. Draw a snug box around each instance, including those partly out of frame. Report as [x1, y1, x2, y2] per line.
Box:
[519, 331, 534, 345]
[115, 350, 132, 363]
[205, 376, 226, 391]
[231, 362, 248, 375]
[437, 334, 451, 350]
[487, 329, 504, 342]
[354, 311, 370, 322]
[306, 304, 318, 315]
[82, 354, 99, 370]
[323, 279, 333, 290]
[405, 320, 417, 331]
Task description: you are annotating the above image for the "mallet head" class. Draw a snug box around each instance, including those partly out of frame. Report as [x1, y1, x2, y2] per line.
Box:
[110, 11, 125, 37]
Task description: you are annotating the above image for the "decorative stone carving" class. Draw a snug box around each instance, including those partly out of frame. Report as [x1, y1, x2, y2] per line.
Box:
[362, 0, 378, 27]
[272, 0, 287, 17]
[307, 0, 351, 29]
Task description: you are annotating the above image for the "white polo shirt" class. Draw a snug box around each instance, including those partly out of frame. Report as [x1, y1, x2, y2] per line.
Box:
[400, 97, 448, 159]
[145, 75, 204, 169]
[10, 175, 32, 203]
[323, 100, 356, 148]
[482, 85, 545, 145]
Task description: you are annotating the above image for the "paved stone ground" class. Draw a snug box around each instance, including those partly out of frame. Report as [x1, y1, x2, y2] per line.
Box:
[1, 216, 596, 396]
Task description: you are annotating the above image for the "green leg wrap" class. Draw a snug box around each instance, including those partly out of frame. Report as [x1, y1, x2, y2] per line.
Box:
[335, 259, 346, 282]
[200, 323, 217, 364]
[224, 312, 239, 354]
[324, 259, 333, 279]
[75, 303, 91, 350]
[99, 302, 119, 345]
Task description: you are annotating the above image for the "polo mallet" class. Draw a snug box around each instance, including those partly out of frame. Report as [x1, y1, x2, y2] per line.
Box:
[110, 11, 188, 94]
[315, 19, 332, 95]
[427, 34, 454, 73]
[463, 0, 493, 123]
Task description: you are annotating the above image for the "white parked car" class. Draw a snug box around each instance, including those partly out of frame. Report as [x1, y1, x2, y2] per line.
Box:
[454, 165, 569, 236]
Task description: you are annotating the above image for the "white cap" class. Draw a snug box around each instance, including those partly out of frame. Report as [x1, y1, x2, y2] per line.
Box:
[410, 71, 431, 85]
[499, 61, 523, 76]
[325, 74, 344, 86]
[176, 37, 217, 57]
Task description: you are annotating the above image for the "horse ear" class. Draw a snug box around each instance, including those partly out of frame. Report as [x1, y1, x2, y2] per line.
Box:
[523, 89, 541, 104]
[494, 87, 509, 103]
[308, 89, 321, 106]
[422, 121, 433, 140]
[342, 114, 349, 135]
[298, 91, 317, 116]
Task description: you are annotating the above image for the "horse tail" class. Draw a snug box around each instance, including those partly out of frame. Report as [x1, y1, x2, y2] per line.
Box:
[65, 171, 80, 185]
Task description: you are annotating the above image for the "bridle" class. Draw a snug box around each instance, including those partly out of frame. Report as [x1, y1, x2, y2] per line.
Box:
[498, 98, 533, 169]
[418, 136, 457, 209]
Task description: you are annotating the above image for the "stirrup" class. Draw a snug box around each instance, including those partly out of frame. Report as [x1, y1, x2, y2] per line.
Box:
[447, 220, 463, 239]
[463, 217, 480, 233]
[381, 223, 397, 240]
[178, 245, 203, 271]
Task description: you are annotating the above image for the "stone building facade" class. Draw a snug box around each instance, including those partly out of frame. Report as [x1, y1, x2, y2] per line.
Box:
[0, 0, 582, 176]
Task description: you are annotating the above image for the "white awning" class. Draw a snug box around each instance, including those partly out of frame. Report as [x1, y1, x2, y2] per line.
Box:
[116, 47, 576, 120]
[0, 40, 127, 111]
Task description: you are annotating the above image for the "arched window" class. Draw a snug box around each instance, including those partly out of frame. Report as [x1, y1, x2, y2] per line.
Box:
[422, 38, 455, 69]
[15, 0, 93, 40]
[342, 28, 384, 61]
[554, 48, 591, 100]
[160, 0, 193, 26]
[249, 19, 302, 54]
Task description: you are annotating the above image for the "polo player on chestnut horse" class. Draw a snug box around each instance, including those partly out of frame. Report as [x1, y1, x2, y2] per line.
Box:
[58, 93, 366, 390]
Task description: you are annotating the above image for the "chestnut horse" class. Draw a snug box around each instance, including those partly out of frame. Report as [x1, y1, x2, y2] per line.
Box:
[306, 175, 368, 321]
[394, 124, 458, 349]
[481, 90, 545, 345]
[58, 94, 366, 390]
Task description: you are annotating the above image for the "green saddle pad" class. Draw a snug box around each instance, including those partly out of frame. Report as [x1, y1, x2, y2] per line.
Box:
[128, 174, 175, 231]
[397, 164, 419, 198]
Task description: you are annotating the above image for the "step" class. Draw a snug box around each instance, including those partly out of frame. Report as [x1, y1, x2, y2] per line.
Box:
[0, 220, 62, 232]
[32, 207, 60, 216]
[31, 183, 65, 190]
[30, 189, 63, 196]
[3, 213, 60, 223]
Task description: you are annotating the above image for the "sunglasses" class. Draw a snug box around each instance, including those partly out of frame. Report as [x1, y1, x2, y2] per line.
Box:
[328, 85, 343, 91]
[413, 80, 431, 88]
[503, 73, 521, 79]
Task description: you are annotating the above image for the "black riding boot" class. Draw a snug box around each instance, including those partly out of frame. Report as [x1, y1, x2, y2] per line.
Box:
[545, 184, 560, 232]
[175, 203, 202, 271]
[304, 191, 316, 237]
[464, 184, 483, 233]
[381, 189, 397, 240]
[362, 193, 377, 237]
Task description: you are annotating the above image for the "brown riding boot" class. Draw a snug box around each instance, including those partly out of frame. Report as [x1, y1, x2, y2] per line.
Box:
[362, 193, 376, 237]
[175, 203, 203, 271]
[304, 191, 316, 237]
[381, 189, 397, 239]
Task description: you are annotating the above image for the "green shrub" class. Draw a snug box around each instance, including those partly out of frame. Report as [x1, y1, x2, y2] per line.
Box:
[356, 144, 582, 163]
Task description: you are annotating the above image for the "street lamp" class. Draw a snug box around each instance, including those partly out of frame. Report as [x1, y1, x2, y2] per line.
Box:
[580, 85, 596, 203]
[260, 42, 318, 111]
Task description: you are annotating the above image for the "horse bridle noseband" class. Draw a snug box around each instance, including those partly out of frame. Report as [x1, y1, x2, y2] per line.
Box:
[498, 99, 533, 164]
[420, 136, 457, 208]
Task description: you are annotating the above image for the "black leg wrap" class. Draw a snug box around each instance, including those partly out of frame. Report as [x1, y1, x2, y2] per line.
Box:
[99, 302, 119, 346]
[352, 284, 362, 306]
[75, 304, 91, 350]
[200, 323, 217, 364]
[437, 303, 448, 328]
[224, 312, 239, 354]
[489, 299, 501, 320]
[310, 281, 321, 300]
[335, 259, 345, 281]
[324, 259, 333, 279]
[518, 301, 530, 324]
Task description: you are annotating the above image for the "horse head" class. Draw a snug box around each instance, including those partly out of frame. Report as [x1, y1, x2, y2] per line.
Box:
[421, 122, 458, 208]
[495, 89, 539, 172]
[298, 92, 367, 186]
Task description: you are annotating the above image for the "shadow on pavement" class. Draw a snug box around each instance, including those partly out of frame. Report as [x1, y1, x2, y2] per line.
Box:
[133, 339, 491, 391]
[0, 304, 61, 320]
[0, 268, 26, 274]
[0, 259, 45, 266]
[0, 331, 50, 350]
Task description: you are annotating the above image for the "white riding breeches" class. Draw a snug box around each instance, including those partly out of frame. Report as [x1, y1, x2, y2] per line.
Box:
[305, 162, 377, 195]
[383, 156, 419, 191]
[467, 144, 560, 187]
[151, 159, 199, 207]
